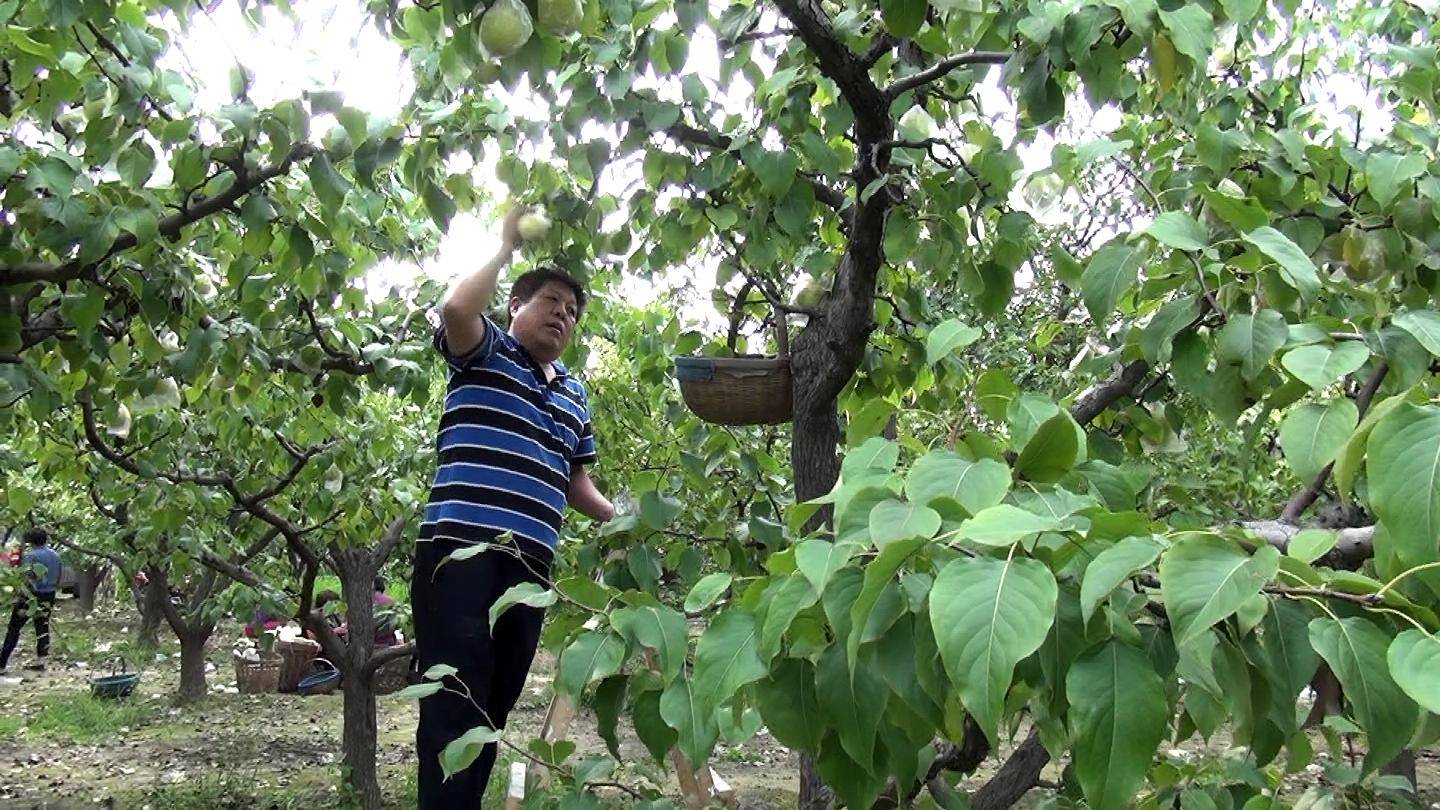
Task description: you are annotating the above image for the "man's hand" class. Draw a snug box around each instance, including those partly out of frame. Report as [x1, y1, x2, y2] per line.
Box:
[500, 205, 526, 251]
[439, 203, 527, 356]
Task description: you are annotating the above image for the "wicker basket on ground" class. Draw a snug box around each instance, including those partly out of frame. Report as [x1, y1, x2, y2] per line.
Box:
[277, 636, 322, 693]
[675, 308, 792, 426]
[233, 653, 282, 694]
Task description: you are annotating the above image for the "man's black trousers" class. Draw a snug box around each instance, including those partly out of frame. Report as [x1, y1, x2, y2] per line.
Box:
[411, 536, 552, 808]
[0, 591, 54, 669]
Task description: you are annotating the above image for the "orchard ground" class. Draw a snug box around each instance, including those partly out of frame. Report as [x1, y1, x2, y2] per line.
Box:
[1, 596, 1438, 809]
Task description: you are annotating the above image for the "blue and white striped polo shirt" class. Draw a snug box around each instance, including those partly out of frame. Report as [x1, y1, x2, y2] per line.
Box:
[419, 316, 597, 551]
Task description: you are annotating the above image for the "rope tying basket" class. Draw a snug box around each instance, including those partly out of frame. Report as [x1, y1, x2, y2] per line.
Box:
[675, 306, 793, 426]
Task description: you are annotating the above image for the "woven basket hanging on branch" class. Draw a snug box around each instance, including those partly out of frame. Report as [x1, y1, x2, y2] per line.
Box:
[675, 306, 793, 426]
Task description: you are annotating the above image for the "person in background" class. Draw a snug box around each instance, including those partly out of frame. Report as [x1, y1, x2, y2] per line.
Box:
[0, 528, 62, 674]
[323, 579, 400, 647]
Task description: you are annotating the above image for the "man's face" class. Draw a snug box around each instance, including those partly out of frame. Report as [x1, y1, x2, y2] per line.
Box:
[509, 280, 580, 364]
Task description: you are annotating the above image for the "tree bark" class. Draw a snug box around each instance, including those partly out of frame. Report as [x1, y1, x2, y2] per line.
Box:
[341, 662, 381, 810]
[972, 731, 1048, 810]
[176, 629, 210, 704]
[134, 578, 165, 648]
[75, 564, 109, 615]
[793, 394, 844, 810]
[336, 549, 384, 810]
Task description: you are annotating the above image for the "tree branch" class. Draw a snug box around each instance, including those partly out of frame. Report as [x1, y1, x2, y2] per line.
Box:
[51, 535, 129, 571]
[886, 51, 1010, 100]
[768, 0, 888, 141]
[1241, 521, 1375, 570]
[659, 123, 851, 224]
[1, 142, 317, 287]
[363, 640, 415, 676]
[972, 730, 1049, 810]
[373, 516, 409, 567]
[1069, 359, 1150, 426]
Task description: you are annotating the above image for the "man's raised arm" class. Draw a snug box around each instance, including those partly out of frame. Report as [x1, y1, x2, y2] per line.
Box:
[439, 206, 526, 356]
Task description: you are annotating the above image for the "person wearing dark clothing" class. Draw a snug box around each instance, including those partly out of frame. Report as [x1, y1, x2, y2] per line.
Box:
[1, 528, 62, 673]
[412, 208, 614, 807]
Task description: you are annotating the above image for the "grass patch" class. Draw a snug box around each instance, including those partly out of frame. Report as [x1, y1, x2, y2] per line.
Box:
[23, 694, 160, 742]
[0, 714, 22, 739]
[313, 574, 411, 606]
[140, 771, 329, 810]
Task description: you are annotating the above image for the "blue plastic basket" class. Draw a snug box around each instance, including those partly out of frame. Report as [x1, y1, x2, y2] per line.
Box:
[91, 669, 140, 700]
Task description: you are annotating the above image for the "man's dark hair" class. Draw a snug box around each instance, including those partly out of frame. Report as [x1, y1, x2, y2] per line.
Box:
[510, 266, 587, 320]
[23, 528, 48, 546]
[373, 576, 386, 594]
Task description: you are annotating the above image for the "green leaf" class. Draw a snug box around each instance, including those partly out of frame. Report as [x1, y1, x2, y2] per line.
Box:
[1243, 228, 1320, 299]
[421, 180, 456, 230]
[836, 487, 894, 546]
[957, 504, 1063, 546]
[755, 658, 823, 753]
[690, 608, 767, 715]
[930, 554, 1057, 742]
[1285, 529, 1337, 564]
[633, 689, 678, 765]
[1308, 617, 1420, 773]
[743, 147, 797, 198]
[1067, 641, 1169, 810]
[1220, 0, 1260, 22]
[795, 539, 858, 595]
[880, 0, 926, 38]
[1217, 309, 1288, 380]
[659, 677, 718, 766]
[640, 489, 683, 530]
[1368, 403, 1440, 565]
[394, 680, 444, 700]
[760, 574, 820, 658]
[1335, 394, 1405, 497]
[926, 319, 981, 365]
[1279, 400, 1358, 481]
[906, 452, 1011, 516]
[868, 499, 941, 547]
[1104, 0, 1156, 35]
[488, 581, 556, 630]
[1280, 343, 1371, 390]
[556, 631, 626, 697]
[847, 536, 927, 664]
[1387, 629, 1440, 714]
[1160, 535, 1280, 647]
[1081, 242, 1146, 322]
[1157, 4, 1213, 62]
[307, 152, 351, 212]
[1392, 310, 1440, 357]
[976, 370, 1019, 421]
[1199, 187, 1269, 232]
[612, 604, 687, 683]
[1365, 152, 1428, 208]
[1257, 599, 1319, 731]
[1080, 535, 1165, 622]
[1015, 411, 1084, 483]
[440, 725, 502, 780]
[117, 141, 156, 187]
[1144, 211, 1207, 251]
[684, 572, 733, 613]
[816, 644, 887, 769]
[1141, 296, 1200, 365]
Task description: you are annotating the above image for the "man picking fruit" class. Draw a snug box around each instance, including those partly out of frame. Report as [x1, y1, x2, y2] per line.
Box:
[411, 205, 614, 806]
